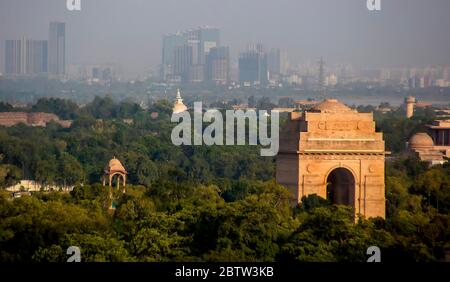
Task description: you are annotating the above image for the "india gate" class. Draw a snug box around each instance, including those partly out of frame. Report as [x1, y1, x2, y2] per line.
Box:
[276, 99, 386, 219]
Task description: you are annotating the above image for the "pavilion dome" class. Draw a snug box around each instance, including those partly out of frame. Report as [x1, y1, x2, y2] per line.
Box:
[409, 133, 434, 149]
[106, 157, 127, 173]
[310, 99, 354, 113]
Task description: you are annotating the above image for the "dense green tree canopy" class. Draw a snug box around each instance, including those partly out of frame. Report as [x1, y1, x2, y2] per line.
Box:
[0, 98, 449, 262]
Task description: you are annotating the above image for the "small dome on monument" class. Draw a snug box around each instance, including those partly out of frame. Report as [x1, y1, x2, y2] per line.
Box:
[106, 157, 127, 173]
[310, 99, 354, 113]
[173, 89, 188, 114]
[409, 133, 434, 149]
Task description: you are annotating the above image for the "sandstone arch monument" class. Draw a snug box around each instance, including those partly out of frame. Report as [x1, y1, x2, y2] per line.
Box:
[276, 99, 386, 218]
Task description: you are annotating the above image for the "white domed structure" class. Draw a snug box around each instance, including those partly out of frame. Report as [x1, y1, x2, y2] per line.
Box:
[173, 89, 188, 114]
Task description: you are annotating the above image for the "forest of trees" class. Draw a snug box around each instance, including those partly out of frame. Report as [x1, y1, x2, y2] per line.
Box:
[0, 97, 449, 262]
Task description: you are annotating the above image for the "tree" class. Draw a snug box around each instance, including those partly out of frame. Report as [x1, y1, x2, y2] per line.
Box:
[35, 156, 59, 187]
[0, 102, 14, 112]
[32, 98, 79, 119]
[0, 163, 22, 188]
[63, 233, 131, 262]
[58, 153, 85, 187]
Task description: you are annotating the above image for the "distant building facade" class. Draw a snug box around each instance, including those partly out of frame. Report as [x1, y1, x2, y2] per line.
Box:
[238, 46, 268, 86]
[5, 38, 48, 75]
[0, 112, 71, 128]
[206, 46, 229, 83]
[48, 22, 66, 76]
[173, 45, 193, 82]
[30, 40, 48, 74]
[161, 32, 187, 80]
[5, 39, 22, 74]
[408, 120, 450, 165]
[5, 180, 74, 192]
[267, 48, 287, 81]
[161, 27, 224, 83]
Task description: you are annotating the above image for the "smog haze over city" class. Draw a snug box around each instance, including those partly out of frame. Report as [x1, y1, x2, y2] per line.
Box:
[1, 0, 450, 78]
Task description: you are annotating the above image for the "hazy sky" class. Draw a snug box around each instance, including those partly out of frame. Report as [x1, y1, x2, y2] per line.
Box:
[1, 0, 449, 77]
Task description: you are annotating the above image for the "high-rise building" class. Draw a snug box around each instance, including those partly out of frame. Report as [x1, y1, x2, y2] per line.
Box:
[188, 64, 205, 83]
[239, 51, 259, 85]
[280, 50, 288, 75]
[318, 57, 325, 96]
[268, 48, 288, 82]
[206, 46, 229, 83]
[161, 27, 220, 82]
[238, 45, 268, 86]
[408, 75, 420, 89]
[48, 22, 66, 76]
[198, 27, 220, 64]
[268, 48, 281, 78]
[267, 48, 288, 78]
[443, 67, 449, 81]
[184, 29, 201, 65]
[5, 38, 48, 75]
[173, 45, 193, 82]
[30, 40, 48, 74]
[162, 33, 187, 68]
[5, 40, 22, 74]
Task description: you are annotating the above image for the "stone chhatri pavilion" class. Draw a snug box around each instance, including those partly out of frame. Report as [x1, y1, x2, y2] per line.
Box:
[103, 157, 127, 210]
[276, 99, 386, 219]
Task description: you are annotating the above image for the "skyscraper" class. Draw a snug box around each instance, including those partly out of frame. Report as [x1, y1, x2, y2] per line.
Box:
[268, 48, 288, 79]
[30, 40, 48, 74]
[5, 40, 22, 74]
[161, 27, 220, 83]
[173, 45, 193, 82]
[206, 46, 229, 83]
[5, 38, 48, 75]
[198, 27, 220, 65]
[188, 64, 205, 83]
[162, 32, 187, 80]
[186, 29, 203, 82]
[268, 48, 281, 78]
[318, 57, 325, 97]
[238, 45, 268, 86]
[48, 22, 66, 76]
[185, 29, 201, 65]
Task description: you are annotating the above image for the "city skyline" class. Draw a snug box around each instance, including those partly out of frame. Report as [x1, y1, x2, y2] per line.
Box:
[4, 22, 65, 78]
[1, 0, 450, 78]
[161, 26, 222, 83]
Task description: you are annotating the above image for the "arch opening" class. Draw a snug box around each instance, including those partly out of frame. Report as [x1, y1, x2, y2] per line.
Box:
[326, 168, 355, 207]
